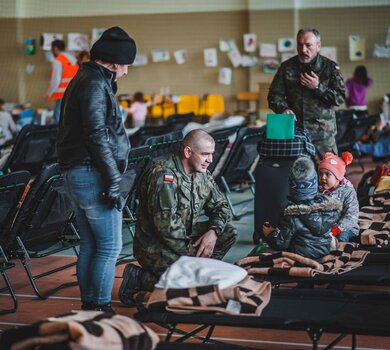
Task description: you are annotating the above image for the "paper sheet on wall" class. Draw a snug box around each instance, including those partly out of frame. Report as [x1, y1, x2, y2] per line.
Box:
[91, 28, 106, 45]
[133, 53, 148, 66]
[278, 38, 295, 52]
[218, 67, 232, 85]
[373, 44, 390, 58]
[320, 46, 337, 62]
[67, 33, 90, 51]
[386, 26, 390, 46]
[41, 33, 64, 51]
[241, 55, 259, 67]
[219, 39, 232, 52]
[204, 48, 218, 67]
[25, 39, 36, 56]
[281, 52, 294, 62]
[259, 43, 277, 58]
[263, 59, 279, 73]
[152, 48, 170, 62]
[173, 49, 187, 64]
[349, 35, 365, 61]
[243, 33, 257, 52]
[227, 40, 242, 67]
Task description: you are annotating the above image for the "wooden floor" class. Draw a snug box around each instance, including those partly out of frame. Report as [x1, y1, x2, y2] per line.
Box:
[1, 156, 390, 349]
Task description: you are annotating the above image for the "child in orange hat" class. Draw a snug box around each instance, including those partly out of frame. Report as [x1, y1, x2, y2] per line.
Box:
[318, 152, 359, 242]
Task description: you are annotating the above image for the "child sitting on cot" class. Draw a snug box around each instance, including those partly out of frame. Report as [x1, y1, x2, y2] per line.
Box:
[318, 152, 359, 242]
[262, 157, 343, 260]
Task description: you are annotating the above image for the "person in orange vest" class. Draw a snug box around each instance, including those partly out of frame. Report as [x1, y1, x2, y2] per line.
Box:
[46, 40, 78, 124]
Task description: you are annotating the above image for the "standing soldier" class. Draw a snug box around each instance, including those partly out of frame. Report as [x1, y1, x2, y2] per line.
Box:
[268, 27, 345, 160]
[119, 129, 238, 306]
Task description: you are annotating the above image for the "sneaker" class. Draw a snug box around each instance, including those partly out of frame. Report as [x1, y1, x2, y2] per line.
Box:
[119, 264, 143, 307]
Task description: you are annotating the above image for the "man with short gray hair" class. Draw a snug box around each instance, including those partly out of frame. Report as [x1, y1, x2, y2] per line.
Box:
[268, 27, 345, 159]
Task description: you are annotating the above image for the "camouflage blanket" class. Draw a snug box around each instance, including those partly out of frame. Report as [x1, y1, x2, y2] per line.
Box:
[236, 242, 369, 278]
[359, 191, 390, 246]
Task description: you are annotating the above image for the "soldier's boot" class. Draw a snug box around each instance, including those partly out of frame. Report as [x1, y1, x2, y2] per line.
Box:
[119, 264, 143, 307]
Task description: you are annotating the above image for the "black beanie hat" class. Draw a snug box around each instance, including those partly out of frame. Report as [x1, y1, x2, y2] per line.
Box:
[90, 26, 136, 64]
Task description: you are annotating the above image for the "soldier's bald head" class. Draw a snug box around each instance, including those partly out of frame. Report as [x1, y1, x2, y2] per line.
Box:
[182, 129, 215, 153]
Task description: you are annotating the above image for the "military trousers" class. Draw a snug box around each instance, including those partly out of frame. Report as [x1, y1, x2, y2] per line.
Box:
[140, 221, 238, 291]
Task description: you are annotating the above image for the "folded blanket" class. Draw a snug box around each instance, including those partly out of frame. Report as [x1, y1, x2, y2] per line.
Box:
[359, 191, 390, 246]
[0, 311, 160, 350]
[147, 276, 271, 316]
[236, 242, 369, 278]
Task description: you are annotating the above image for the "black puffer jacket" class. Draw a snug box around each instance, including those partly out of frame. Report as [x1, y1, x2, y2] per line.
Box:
[57, 61, 130, 189]
[266, 195, 343, 260]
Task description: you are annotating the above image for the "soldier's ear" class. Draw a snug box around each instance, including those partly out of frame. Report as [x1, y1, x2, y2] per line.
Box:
[183, 145, 192, 159]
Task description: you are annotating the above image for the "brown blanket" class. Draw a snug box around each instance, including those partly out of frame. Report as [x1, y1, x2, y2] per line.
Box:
[146, 276, 271, 316]
[236, 242, 369, 278]
[0, 310, 160, 350]
[359, 191, 390, 246]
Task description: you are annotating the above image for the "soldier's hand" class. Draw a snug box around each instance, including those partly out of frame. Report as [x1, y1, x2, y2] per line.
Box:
[193, 230, 218, 258]
[300, 71, 319, 90]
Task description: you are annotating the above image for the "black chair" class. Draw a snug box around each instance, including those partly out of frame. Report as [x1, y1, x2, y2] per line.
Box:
[215, 127, 264, 219]
[209, 126, 240, 175]
[1, 125, 58, 175]
[129, 125, 175, 148]
[0, 170, 31, 314]
[337, 113, 379, 172]
[164, 112, 195, 131]
[5, 163, 80, 299]
[120, 146, 152, 262]
[335, 109, 355, 144]
[146, 131, 184, 163]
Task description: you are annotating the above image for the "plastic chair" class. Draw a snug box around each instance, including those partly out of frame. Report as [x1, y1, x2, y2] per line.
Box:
[176, 95, 200, 115]
[235, 91, 259, 120]
[199, 94, 225, 118]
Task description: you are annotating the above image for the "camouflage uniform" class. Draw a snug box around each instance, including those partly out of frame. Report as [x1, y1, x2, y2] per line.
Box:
[134, 154, 238, 291]
[268, 54, 345, 158]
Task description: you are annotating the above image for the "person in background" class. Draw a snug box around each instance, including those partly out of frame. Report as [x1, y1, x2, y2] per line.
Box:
[268, 28, 345, 160]
[318, 152, 359, 242]
[0, 98, 20, 147]
[57, 26, 136, 313]
[119, 129, 238, 306]
[46, 40, 78, 124]
[76, 50, 91, 65]
[126, 91, 148, 127]
[345, 65, 373, 111]
[262, 157, 342, 260]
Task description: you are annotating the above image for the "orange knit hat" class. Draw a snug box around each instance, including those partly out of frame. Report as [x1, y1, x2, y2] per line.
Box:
[318, 152, 353, 180]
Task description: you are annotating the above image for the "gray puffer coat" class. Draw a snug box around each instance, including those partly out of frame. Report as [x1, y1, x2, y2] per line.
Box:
[266, 195, 343, 260]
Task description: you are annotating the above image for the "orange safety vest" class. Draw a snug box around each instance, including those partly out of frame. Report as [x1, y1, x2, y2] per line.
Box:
[48, 54, 79, 100]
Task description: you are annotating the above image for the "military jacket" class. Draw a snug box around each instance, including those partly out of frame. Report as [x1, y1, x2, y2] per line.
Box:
[268, 54, 345, 153]
[134, 154, 232, 266]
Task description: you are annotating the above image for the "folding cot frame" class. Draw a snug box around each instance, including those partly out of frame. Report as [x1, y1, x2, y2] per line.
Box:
[214, 126, 264, 220]
[0, 170, 31, 314]
[135, 288, 390, 350]
[4, 164, 80, 300]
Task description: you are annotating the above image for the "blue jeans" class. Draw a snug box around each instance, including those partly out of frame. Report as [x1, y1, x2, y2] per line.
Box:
[53, 99, 62, 124]
[64, 164, 122, 305]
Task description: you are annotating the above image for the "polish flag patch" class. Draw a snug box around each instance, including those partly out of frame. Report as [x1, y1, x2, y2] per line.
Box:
[335, 65, 340, 71]
[164, 174, 174, 182]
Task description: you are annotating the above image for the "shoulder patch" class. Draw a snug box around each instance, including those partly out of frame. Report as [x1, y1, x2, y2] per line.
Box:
[164, 174, 174, 182]
[335, 65, 340, 71]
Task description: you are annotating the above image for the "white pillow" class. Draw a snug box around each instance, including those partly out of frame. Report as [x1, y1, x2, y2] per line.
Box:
[155, 256, 248, 290]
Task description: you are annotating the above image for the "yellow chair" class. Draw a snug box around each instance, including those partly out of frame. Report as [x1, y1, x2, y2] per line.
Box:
[235, 91, 259, 113]
[199, 94, 225, 117]
[176, 95, 200, 115]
